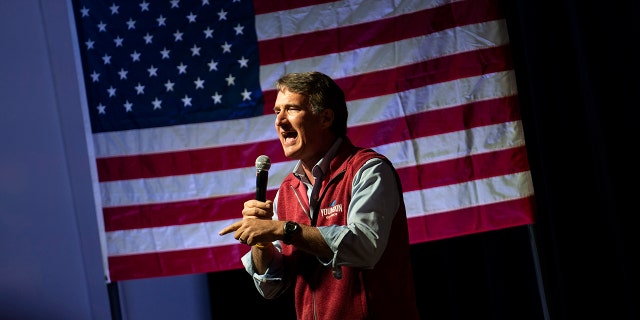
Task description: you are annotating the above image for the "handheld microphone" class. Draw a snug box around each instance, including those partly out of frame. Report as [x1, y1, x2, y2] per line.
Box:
[255, 155, 271, 202]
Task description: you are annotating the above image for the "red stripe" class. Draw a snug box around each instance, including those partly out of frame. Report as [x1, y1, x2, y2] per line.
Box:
[103, 189, 277, 232]
[349, 95, 521, 148]
[108, 245, 246, 281]
[262, 45, 513, 114]
[97, 139, 285, 182]
[397, 146, 531, 192]
[97, 86, 516, 183]
[103, 147, 528, 231]
[407, 196, 536, 244]
[257, 0, 501, 65]
[107, 196, 536, 280]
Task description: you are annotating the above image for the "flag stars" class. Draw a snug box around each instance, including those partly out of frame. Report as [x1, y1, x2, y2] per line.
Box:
[241, 89, 252, 101]
[190, 44, 201, 56]
[81, 1, 262, 125]
[131, 51, 141, 62]
[114, 36, 124, 47]
[208, 59, 218, 71]
[164, 80, 175, 92]
[97, 103, 106, 114]
[217, 9, 227, 20]
[173, 30, 184, 41]
[234, 24, 244, 35]
[118, 68, 128, 79]
[221, 42, 231, 53]
[194, 77, 204, 89]
[237, 56, 249, 68]
[102, 54, 112, 64]
[225, 74, 235, 86]
[90, 71, 100, 82]
[211, 92, 222, 104]
[109, 3, 119, 15]
[182, 95, 192, 107]
[203, 27, 214, 38]
[177, 63, 187, 74]
[139, 1, 150, 12]
[152, 98, 162, 110]
[186, 12, 197, 23]
[160, 48, 170, 59]
[135, 83, 145, 94]
[126, 18, 136, 30]
[147, 66, 158, 77]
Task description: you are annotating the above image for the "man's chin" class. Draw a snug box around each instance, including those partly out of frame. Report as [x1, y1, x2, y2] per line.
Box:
[282, 147, 301, 159]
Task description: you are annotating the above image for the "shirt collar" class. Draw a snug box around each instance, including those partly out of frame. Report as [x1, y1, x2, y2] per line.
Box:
[293, 137, 343, 182]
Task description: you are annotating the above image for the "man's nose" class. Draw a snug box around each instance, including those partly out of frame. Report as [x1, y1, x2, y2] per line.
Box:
[275, 112, 286, 126]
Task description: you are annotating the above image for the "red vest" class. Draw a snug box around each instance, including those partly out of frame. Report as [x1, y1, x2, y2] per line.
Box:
[276, 139, 420, 320]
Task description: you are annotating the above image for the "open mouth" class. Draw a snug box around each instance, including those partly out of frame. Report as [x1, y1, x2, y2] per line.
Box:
[282, 130, 298, 144]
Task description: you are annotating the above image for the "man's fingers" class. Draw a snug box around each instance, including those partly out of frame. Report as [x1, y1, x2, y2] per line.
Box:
[218, 222, 240, 235]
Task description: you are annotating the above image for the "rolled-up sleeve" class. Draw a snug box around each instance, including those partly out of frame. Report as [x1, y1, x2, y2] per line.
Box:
[318, 158, 400, 270]
[240, 241, 289, 299]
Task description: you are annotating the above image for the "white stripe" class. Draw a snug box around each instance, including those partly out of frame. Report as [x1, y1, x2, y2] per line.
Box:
[403, 171, 535, 218]
[255, 0, 463, 40]
[375, 120, 526, 169]
[100, 121, 525, 207]
[106, 218, 242, 256]
[106, 171, 533, 256]
[349, 71, 517, 127]
[93, 70, 516, 158]
[258, 20, 510, 90]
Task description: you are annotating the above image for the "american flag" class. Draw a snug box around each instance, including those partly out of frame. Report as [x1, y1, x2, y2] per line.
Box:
[72, 0, 536, 282]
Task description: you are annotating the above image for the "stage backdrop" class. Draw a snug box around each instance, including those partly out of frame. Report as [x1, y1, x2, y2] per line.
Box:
[71, 0, 536, 282]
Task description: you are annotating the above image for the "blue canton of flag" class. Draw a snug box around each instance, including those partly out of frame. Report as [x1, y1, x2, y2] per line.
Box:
[74, 0, 263, 133]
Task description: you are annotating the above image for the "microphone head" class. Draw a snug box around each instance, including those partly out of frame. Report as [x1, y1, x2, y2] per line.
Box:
[255, 155, 271, 171]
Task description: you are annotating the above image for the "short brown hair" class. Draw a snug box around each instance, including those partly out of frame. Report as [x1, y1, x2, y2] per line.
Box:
[275, 71, 348, 137]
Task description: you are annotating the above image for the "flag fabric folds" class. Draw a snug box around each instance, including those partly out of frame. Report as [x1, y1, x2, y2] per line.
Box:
[72, 0, 536, 282]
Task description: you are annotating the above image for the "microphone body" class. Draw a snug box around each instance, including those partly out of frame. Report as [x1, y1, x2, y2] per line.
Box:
[255, 155, 271, 202]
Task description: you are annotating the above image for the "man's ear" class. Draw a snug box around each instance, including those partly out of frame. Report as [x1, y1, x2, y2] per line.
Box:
[320, 109, 334, 129]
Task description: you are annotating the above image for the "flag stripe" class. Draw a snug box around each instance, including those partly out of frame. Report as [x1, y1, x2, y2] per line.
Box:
[406, 196, 537, 243]
[262, 44, 513, 112]
[252, 0, 337, 15]
[256, 0, 501, 65]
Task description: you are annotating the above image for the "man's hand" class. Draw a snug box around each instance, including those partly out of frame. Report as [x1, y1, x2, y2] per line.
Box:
[218, 200, 278, 246]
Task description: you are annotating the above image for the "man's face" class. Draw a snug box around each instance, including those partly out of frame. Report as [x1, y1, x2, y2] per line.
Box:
[273, 88, 328, 162]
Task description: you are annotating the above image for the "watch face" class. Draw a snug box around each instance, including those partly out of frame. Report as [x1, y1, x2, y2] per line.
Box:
[285, 221, 298, 232]
[283, 221, 298, 245]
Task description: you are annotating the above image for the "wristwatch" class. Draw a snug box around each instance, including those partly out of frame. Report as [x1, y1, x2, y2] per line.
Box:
[283, 221, 300, 245]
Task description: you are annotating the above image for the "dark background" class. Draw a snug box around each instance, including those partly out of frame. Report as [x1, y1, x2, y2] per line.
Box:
[208, 1, 640, 319]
